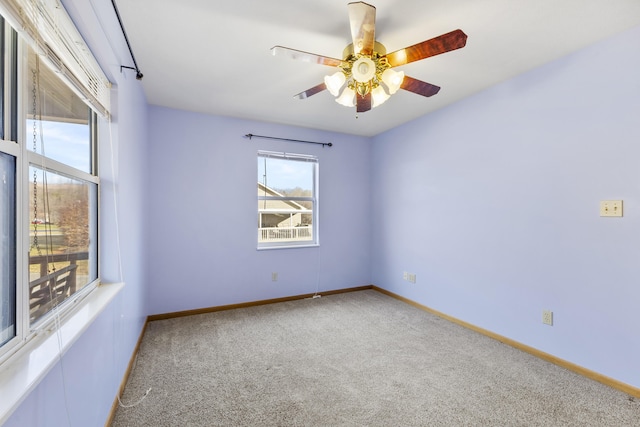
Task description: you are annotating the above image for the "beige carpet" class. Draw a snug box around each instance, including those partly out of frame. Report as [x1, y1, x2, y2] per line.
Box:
[112, 290, 639, 426]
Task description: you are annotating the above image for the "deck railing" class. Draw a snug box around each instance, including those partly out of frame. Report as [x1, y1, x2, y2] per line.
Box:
[29, 252, 89, 322]
[258, 226, 312, 242]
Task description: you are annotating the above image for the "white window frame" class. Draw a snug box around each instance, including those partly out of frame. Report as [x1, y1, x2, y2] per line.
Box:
[0, 17, 22, 362]
[0, 139, 21, 359]
[257, 150, 319, 250]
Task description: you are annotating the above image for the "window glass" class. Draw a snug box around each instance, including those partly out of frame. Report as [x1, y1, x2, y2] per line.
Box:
[25, 45, 98, 326]
[0, 18, 4, 140]
[0, 152, 16, 346]
[257, 152, 318, 248]
[26, 45, 92, 174]
[28, 166, 97, 323]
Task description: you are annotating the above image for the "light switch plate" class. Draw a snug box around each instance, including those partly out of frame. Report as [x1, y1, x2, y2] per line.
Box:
[600, 200, 623, 217]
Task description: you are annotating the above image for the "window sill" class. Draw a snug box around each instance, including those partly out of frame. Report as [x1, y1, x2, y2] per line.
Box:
[257, 243, 319, 251]
[0, 282, 124, 425]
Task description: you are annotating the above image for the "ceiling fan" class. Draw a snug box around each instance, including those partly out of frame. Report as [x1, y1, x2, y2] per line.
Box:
[271, 2, 467, 113]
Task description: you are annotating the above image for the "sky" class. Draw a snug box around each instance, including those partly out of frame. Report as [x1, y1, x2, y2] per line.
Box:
[257, 156, 314, 191]
[26, 119, 91, 174]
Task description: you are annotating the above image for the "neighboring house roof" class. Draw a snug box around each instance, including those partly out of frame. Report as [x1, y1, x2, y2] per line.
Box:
[257, 182, 310, 212]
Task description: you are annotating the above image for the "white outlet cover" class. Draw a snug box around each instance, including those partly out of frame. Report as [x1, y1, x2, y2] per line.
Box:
[542, 310, 553, 326]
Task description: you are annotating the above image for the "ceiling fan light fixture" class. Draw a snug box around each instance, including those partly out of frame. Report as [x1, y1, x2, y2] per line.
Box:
[382, 68, 405, 94]
[272, 2, 467, 113]
[324, 72, 346, 96]
[335, 86, 356, 107]
[351, 57, 376, 83]
[371, 85, 390, 108]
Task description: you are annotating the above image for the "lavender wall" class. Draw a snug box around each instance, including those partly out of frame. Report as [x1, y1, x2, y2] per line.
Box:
[371, 24, 640, 388]
[4, 0, 149, 425]
[146, 107, 371, 315]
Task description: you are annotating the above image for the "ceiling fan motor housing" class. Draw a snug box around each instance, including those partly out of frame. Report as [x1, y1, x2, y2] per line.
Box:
[341, 41, 390, 98]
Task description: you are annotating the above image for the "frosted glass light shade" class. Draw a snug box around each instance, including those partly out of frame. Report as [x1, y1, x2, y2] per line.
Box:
[382, 69, 405, 94]
[371, 85, 390, 108]
[324, 72, 346, 96]
[335, 87, 356, 107]
[352, 57, 376, 83]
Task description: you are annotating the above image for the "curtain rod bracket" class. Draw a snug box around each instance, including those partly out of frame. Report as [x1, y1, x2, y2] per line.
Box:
[120, 66, 143, 80]
[244, 133, 332, 147]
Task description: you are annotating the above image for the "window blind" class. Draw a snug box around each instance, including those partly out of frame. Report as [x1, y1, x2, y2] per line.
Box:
[0, 0, 111, 117]
[258, 150, 318, 163]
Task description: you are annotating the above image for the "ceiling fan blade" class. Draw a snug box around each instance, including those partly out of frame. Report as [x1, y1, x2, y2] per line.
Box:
[356, 92, 372, 112]
[294, 82, 327, 99]
[401, 76, 440, 97]
[386, 29, 467, 67]
[271, 46, 342, 67]
[348, 2, 376, 56]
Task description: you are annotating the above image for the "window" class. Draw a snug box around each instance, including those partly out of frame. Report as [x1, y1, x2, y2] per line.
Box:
[0, 151, 16, 347]
[0, 0, 106, 359]
[26, 44, 99, 326]
[257, 151, 318, 248]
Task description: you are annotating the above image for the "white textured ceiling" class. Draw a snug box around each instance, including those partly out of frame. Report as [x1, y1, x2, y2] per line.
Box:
[116, 0, 640, 137]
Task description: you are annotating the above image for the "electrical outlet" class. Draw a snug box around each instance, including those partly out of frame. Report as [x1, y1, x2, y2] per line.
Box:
[271, 272, 278, 282]
[403, 272, 417, 283]
[542, 310, 553, 326]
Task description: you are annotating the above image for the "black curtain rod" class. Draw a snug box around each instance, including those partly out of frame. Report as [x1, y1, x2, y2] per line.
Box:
[244, 133, 332, 147]
[112, 0, 143, 80]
